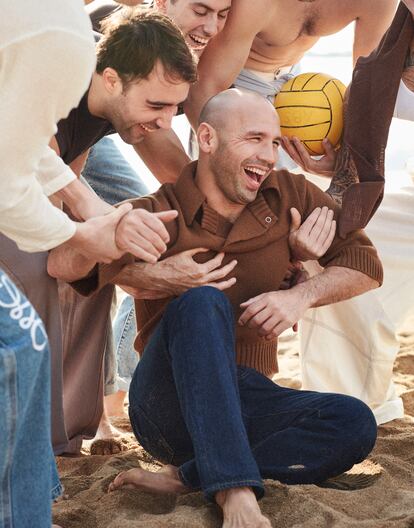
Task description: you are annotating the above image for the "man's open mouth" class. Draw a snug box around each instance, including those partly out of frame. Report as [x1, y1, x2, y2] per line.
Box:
[139, 123, 158, 133]
[188, 33, 209, 49]
[243, 165, 268, 188]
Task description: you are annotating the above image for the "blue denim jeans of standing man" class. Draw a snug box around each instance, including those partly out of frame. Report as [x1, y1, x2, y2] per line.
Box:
[82, 135, 149, 205]
[0, 269, 61, 528]
[112, 295, 138, 393]
[129, 287, 378, 501]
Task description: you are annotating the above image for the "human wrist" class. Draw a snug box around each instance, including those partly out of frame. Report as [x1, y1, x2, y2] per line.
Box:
[68, 222, 97, 262]
[58, 180, 114, 220]
[291, 279, 315, 310]
[120, 262, 157, 288]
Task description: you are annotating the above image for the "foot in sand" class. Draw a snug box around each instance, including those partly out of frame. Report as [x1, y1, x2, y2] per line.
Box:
[105, 390, 128, 418]
[108, 464, 189, 495]
[90, 408, 125, 455]
[216, 487, 271, 528]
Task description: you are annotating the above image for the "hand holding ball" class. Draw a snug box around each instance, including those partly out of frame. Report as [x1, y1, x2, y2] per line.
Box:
[274, 72, 346, 155]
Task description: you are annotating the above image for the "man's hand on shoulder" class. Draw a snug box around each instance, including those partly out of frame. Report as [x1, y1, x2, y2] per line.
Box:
[288, 206, 336, 262]
[115, 209, 178, 263]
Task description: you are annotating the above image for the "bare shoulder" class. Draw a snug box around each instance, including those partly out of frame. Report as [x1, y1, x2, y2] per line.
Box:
[224, 0, 276, 33]
[355, 0, 398, 20]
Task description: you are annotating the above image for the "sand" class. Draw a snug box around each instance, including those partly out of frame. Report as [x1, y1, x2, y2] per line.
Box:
[53, 319, 414, 528]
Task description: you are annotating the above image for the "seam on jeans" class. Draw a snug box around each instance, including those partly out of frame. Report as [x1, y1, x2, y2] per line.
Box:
[178, 466, 200, 491]
[0, 348, 18, 528]
[116, 305, 134, 353]
[241, 406, 318, 420]
[129, 404, 175, 464]
[250, 409, 319, 454]
[51, 482, 64, 501]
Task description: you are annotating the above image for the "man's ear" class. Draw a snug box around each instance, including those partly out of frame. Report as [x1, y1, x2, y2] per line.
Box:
[101, 67, 123, 95]
[197, 122, 218, 153]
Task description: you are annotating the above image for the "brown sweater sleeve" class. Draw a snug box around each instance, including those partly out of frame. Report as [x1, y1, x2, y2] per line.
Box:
[70, 189, 175, 296]
[295, 174, 384, 285]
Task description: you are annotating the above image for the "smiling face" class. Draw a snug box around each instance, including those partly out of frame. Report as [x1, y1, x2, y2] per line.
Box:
[103, 61, 190, 144]
[198, 92, 281, 213]
[157, 0, 231, 56]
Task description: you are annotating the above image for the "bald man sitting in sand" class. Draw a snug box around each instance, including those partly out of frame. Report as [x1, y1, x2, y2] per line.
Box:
[49, 90, 382, 528]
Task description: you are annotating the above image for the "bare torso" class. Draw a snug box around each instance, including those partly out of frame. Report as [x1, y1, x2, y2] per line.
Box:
[245, 0, 368, 72]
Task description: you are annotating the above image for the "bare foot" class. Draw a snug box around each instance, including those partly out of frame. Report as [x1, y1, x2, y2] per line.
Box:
[105, 390, 128, 418]
[215, 487, 271, 528]
[108, 464, 190, 495]
[90, 408, 125, 455]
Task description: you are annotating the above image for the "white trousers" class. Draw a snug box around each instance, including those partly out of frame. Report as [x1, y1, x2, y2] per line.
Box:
[300, 184, 414, 424]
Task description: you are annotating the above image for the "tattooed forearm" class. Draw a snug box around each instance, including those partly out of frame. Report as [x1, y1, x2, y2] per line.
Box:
[326, 145, 359, 205]
[405, 42, 414, 67]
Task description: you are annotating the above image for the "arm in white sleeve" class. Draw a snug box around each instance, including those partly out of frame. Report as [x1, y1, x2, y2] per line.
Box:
[393, 79, 414, 121]
[36, 146, 76, 197]
[0, 22, 95, 251]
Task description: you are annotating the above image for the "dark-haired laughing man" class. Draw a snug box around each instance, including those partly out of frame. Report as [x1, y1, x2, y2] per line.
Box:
[49, 89, 382, 528]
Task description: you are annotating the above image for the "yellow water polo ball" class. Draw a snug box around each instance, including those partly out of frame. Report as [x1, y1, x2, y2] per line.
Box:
[274, 72, 347, 155]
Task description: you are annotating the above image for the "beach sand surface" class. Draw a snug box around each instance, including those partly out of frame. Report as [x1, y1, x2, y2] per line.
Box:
[53, 318, 414, 528]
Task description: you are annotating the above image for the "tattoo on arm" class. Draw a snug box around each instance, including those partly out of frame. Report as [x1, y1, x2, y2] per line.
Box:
[405, 30, 414, 67]
[326, 145, 359, 205]
[405, 48, 414, 68]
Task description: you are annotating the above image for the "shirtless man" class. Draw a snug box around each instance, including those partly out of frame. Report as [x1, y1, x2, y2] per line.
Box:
[185, 0, 398, 126]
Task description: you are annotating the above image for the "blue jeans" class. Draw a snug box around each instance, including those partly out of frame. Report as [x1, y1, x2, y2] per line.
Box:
[112, 295, 138, 393]
[0, 269, 61, 528]
[82, 136, 149, 204]
[129, 287, 377, 501]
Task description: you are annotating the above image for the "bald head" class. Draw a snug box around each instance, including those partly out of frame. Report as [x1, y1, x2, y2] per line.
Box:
[198, 88, 278, 131]
[194, 89, 281, 218]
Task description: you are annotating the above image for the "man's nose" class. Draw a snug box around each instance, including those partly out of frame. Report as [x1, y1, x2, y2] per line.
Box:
[156, 107, 176, 130]
[203, 14, 219, 37]
[260, 141, 277, 166]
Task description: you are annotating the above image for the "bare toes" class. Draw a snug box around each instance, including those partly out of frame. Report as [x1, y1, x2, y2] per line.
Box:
[90, 438, 124, 456]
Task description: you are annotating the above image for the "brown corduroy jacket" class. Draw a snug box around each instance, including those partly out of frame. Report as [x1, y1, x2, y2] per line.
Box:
[74, 162, 383, 376]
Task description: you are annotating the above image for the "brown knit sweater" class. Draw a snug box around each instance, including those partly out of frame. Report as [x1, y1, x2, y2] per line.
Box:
[74, 162, 383, 376]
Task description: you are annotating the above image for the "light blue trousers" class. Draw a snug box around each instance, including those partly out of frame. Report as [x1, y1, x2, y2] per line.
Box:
[0, 269, 61, 528]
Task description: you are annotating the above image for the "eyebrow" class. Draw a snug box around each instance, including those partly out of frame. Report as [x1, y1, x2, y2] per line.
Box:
[245, 131, 282, 141]
[146, 99, 187, 107]
[191, 2, 231, 13]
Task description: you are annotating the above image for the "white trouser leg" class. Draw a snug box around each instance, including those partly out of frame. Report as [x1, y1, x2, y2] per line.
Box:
[300, 187, 414, 424]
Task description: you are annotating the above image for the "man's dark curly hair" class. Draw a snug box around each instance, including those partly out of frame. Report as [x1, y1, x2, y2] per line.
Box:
[96, 10, 198, 86]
